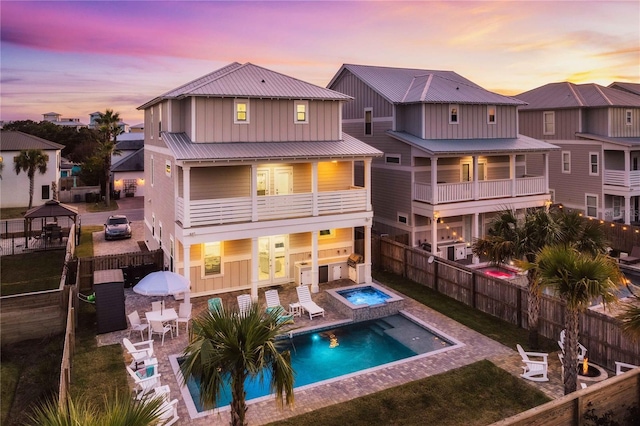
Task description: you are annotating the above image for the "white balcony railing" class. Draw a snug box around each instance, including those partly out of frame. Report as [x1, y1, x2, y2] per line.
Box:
[177, 188, 367, 227]
[604, 169, 640, 187]
[414, 176, 546, 204]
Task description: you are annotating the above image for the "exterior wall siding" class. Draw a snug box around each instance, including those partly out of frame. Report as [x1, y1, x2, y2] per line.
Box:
[191, 98, 340, 143]
[330, 71, 393, 119]
[519, 109, 581, 140]
[0, 149, 60, 208]
[424, 104, 518, 139]
[344, 121, 411, 166]
[585, 108, 609, 136]
[610, 107, 640, 137]
[144, 149, 176, 263]
[371, 168, 412, 224]
[190, 166, 251, 200]
[397, 104, 423, 136]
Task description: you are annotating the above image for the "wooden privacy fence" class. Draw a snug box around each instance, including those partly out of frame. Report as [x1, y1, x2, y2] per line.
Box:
[77, 249, 164, 291]
[491, 368, 640, 426]
[58, 285, 77, 409]
[374, 236, 640, 370]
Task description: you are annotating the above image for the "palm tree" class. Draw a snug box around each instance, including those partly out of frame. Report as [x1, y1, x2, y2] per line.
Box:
[472, 208, 561, 348]
[95, 109, 122, 207]
[180, 301, 295, 426]
[535, 244, 621, 394]
[13, 148, 49, 209]
[618, 302, 640, 340]
[27, 392, 164, 426]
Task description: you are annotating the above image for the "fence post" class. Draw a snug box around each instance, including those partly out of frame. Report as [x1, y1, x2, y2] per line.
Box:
[471, 273, 476, 308]
[434, 259, 439, 293]
[517, 287, 523, 328]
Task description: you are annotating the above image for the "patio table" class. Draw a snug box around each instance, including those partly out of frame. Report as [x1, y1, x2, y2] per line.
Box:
[145, 308, 178, 340]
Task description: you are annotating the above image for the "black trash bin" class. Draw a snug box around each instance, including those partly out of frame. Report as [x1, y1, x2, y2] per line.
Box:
[74, 194, 81, 203]
[85, 192, 94, 203]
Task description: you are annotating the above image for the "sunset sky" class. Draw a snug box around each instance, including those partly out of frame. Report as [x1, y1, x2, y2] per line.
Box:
[1, 1, 639, 125]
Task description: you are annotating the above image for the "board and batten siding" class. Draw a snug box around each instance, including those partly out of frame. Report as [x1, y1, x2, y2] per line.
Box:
[329, 71, 393, 119]
[519, 109, 581, 140]
[423, 104, 518, 139]
[371, 168, 412, 224]
[547, 142, 603, 213]
[397, 104, 423, 136]
[190, 98, 340, 143]
[144, 149, 176, 252]
[610, 107, 640, 138]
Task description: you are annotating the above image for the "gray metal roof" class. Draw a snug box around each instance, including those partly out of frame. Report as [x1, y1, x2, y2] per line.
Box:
[609, 82, 640, 97]
[139, 62, 352, 109]
[161, 132, 382, 162]
[517, 82, 640, 110]
[387, 130, 559, 155]
[0, 131, 65, 151]
[328, 64, 525, 106]
[112, 148, 144, 172]
[577, 133, 640, 147]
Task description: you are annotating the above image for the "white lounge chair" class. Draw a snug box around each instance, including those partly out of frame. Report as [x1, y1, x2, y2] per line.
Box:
[126, 365, 161, 399]
[264, 289, 294, 324]
[149, 320, 173, 346]
[516, 344, 549, 382]
[558, 329, 588, 362]
[173, 302, 192, 336]
[122, 338, 154, 370]
[615, 361, 639, 375]
[296, 285, 325, 320]
[127, 310, 149, 341]
[157, 397, 179, 426]
[208, 297, 223, 314]
[237, 294, 252, 316]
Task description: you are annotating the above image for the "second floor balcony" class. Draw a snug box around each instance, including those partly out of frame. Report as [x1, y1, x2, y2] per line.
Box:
[603, 169, 640, 188]
[414, 176, 546, 204]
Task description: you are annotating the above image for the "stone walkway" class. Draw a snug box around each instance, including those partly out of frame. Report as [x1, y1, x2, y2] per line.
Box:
[97, 279, 568, 425]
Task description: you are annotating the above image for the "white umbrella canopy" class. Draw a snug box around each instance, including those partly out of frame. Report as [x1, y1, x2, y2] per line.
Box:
[133, 271, 191, 310]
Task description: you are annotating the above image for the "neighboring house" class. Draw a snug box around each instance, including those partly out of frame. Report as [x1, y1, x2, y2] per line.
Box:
[517, 82, 640, 224]
[138, 62, 382, 298]
[609, 82, 640, 97]
[130, 123, 144, 133]
[112, 133, 145, 197]
[0, 131, 62, 208]
[327, 64, 558, 261]
[42, 112, 87, 130]
[89, 111, 130, 133]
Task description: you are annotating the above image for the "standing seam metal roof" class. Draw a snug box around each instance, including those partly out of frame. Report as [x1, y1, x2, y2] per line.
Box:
[0, 131, 65, 151]
[517, 82, 640, 109]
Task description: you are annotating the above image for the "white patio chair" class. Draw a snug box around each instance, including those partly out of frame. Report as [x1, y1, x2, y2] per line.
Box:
[296, 285, 325, 320]
[516, 344, 549, 382]
[237, 294, 252, 316]
[264, 289, 294, 324]
[615, 361, 639, 375]
[157, 396, 179, 426]
[174, 302, 192, 336]
[149, 320, 173, 346]
[125, 365, 161, 400]
[558, 329, 588, 362]
[151, 300, 165, 312]
[122, 338, 154, 370]
[127, 311, 149, 341]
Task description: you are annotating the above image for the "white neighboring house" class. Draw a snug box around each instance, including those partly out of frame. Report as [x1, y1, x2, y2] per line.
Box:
[89, 111, 130, 133]
[42, 112, 87, 130]
[1, 131, 62, 208]
[112, 133, 145, 198]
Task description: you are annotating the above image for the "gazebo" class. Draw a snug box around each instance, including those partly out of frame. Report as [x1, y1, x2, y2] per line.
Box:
[23, 200, 78, 249]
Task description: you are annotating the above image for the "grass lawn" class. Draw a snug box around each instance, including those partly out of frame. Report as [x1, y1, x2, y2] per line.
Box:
[74, 225, 102, 258]
[270, 359, 550, 426]
[0, 207, 28, 220]
[0, 250, 66, 296]
[373, 270, 558, 353]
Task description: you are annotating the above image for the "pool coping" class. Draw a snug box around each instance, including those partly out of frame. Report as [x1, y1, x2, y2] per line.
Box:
[169, 310, 465, 421]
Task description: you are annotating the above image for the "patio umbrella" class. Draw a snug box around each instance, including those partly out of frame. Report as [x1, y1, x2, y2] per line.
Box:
[133, 271, 190, 313]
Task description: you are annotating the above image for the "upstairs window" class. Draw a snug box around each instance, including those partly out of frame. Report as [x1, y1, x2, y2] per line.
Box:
[294, 100, 308, 124]
[626, 109, 633, 126]
[543, 111, 555, 135]
[385, 154, 401, 165]
[234, 99, 249, 123]
[589, 152, 599, 176]
[364, 108, 373, 136]
[449, 104, 459, 124]
[562, 151, 571, 174]
[487, 106, 496, 124]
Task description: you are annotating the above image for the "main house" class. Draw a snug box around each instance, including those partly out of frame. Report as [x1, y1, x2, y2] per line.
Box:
[517, 82, 640, 224]
[0, 131, 62, 208]
[138, 62, 382, 299]
[327, 64, 558, 262]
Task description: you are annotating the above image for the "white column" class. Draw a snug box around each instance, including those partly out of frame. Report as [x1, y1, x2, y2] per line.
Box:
[364, 224, 372, 283]
[183, 166, 191, 228]
[431, 216, 438, 256]
[431, 157, 438, 204]
[510, 154, 516, 197]
[543, 153, 549, 193]
[250, 237, 259, 300]
[311, 231, 319, 293]
[625, 195, 632, 225]
[183, 243, 191, 305]
[364, 158, 372, 211]
[312, 162, 318, 216]
[472, 212, 480, 264]
[473, 155, 479, 200]
[625, 150, 631, 188]
[251, 165, 258, 222]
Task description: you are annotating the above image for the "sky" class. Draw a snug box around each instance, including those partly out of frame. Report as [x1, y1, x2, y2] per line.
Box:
[1, 0, 639, 125]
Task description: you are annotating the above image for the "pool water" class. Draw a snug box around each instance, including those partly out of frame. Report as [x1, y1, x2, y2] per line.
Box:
[183, 314, 453, 411]
[336, 286, 392, 305]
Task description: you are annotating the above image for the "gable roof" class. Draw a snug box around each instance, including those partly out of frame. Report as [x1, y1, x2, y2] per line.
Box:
[115, 133, 144, 150]
[328, 64, 524, 106]
[0, 131, 64, 151]
[387, 131, 559, 156]
[139, 62, 352, 109]
[112, 148, 144, 172]
[24, 199, 78, 219]
[161, 132, 382, 162]
[609, 82, 640, 97]
[516, 82, 640, 110]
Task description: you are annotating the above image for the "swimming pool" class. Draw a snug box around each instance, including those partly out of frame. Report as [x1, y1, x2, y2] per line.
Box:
[172, 312, 460, 416]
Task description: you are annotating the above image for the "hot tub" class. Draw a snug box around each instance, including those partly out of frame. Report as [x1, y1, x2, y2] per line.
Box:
[326, 283, 404, 321]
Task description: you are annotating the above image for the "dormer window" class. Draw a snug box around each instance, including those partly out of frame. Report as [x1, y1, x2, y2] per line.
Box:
[449, 104, 459, 124]
[294, 100, 308, 124]
[234, 99, 249, 123]
[487, 106, 496, 124]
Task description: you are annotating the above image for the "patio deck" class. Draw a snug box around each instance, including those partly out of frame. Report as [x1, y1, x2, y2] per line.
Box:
[97, 279, 567, 425]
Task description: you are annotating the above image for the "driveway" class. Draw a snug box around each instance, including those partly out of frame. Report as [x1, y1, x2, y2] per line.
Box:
[86, 197, 146, 256]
